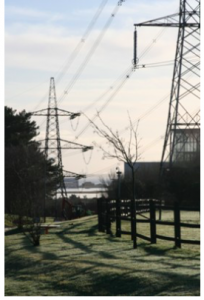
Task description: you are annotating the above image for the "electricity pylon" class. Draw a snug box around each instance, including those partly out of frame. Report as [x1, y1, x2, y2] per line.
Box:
[134, 0, 200, 170]
[32, 77, 93, 219]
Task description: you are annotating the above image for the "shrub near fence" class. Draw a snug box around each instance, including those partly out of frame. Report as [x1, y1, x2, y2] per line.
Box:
[97, 198, 200, 249]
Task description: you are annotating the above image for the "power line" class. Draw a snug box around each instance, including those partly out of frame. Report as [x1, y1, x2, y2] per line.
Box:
[138, 27, 167, 60]
[37, 16, 180, 178]
[7, 0, 109, 112]
[75, 66, 133, 140]
[83, 65, 132, 114]
[118, 57, 199, 138]
[55, 0, 109, 84]
[37, 0, 125, 129]
[73, 28, 169, 140]
[55, 56, 179, 136]
[37, 19, 169, 133]
[58, 64, 132, 130]
[58, 0, 126, 104]
[31, 56, 198, 117]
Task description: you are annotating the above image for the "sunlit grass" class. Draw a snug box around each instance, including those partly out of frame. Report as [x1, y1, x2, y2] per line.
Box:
[5, 212, 200, 296]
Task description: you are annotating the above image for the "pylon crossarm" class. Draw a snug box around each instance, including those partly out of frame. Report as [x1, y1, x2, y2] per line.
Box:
[63, 169, 86, 179]
[134, 12, 199, 28]
[36, 138, 93, 151]
[32, 108, 49, 116]
[31, 108, 80, 118]
[134, 13, 179, 27]
[60, 139, 93, 152]
[57, 109, 81, 119]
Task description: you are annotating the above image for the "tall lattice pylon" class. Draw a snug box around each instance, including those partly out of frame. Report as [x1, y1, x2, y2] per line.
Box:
[134, 0, 200, 170]
[32, 77, 93, 219]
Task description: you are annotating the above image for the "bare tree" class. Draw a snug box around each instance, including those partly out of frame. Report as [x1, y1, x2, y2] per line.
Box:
[87, 112, 141, 194]
[86, 112, 141, 248]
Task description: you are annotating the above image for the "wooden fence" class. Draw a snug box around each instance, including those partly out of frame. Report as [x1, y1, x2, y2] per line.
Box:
[97, 198, 200, 249]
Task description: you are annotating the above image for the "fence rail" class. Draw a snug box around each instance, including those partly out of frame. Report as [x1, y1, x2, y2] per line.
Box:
[97, 198, 200, 249]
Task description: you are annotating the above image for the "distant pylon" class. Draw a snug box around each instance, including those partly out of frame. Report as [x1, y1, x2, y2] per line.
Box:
[134, 0, 200, 170]
[32, 77, 93, 219]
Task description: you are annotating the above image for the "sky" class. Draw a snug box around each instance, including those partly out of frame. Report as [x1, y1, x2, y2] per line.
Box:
[4, 0, 200, 182]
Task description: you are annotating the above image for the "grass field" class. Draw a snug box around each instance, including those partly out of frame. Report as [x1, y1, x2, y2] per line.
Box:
[5, 211, 200, 296]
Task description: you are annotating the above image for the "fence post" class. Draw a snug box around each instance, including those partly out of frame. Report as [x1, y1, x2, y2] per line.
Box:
[116, 198, 121, 237]
[150, 200, 156, 244]
[97, 198, 103, 232]
[131, 199, 137, 249]
[174, 201, 181, 248]
[116, 170, 122, 237]
[106, 199, 111, 234]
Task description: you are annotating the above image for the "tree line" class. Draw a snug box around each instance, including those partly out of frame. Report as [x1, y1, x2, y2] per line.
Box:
[5, 106, 61, 226]
[103, 161, 200, 208]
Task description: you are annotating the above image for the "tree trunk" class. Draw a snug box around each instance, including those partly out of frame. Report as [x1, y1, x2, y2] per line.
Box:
[131, 169, 137, 249]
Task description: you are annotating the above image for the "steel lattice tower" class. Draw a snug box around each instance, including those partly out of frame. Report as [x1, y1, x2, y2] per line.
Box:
[134, 0, 200, 170]
[33, 77, 93, 219]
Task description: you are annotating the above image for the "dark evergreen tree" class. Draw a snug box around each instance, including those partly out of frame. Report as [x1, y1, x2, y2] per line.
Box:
[5, 106, 60, 229]
[5, 106, 39, 147]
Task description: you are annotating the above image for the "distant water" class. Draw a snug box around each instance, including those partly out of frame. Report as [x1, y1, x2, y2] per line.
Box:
[58, 187, 107, 199]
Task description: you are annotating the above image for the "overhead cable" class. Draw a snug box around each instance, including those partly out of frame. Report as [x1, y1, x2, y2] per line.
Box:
[58, 0, 126, 104]
[73, 28, 170, 139]
[9, 0, 109, 112]
[55, 0, 109, 84]
[75, 66, 133, 139]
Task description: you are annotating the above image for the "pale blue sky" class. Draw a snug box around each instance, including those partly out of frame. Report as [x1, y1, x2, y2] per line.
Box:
[5, 0, 198, 178]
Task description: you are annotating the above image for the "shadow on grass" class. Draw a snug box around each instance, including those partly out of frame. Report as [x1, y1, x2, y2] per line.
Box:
[57, 222, 83, 235]
[142, 244, 173, 256]
[57, 231, 116, 259]
[142, 244, 200, 261]
[97, 271, 199, 296]
[5, 228, 23, 236]
[5, 216, 200, 296]
[5, 248, 200, 296]
[58, 223, 98, 236]
[6, 222, 115, 261]
[30, 266, 199, 296]
[5, 253, 42, 277]
[46, 272, 146, 296]
[56, 256, 200, 296]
